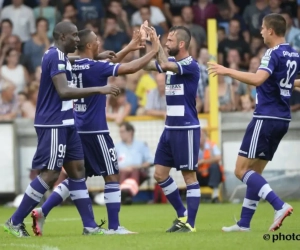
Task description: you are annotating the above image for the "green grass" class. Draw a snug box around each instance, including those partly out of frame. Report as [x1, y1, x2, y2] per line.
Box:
[0, 202, 299, 250]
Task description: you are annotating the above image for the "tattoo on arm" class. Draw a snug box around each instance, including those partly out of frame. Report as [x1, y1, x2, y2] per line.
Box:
[157, 45, 168, 64]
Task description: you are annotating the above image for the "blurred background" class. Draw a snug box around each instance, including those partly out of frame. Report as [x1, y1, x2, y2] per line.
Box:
[0, 0, 300, 207]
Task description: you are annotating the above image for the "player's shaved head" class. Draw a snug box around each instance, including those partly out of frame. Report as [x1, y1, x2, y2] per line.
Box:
[53, 21, 77, 41]
[169, 26, 191, 50]
[77, 29, 94, 51]
[263, 13, 286, 37]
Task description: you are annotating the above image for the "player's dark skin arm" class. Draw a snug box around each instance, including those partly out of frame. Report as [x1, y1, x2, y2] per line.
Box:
[52, 73, 120, 99]
[117, 49, 157, 74]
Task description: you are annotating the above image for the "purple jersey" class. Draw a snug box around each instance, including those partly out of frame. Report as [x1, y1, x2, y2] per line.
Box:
[256, 43, 300, 121]
[34, 47, 75, 127]
[72, 59, 120, 133]
[155, 56, 200, 129]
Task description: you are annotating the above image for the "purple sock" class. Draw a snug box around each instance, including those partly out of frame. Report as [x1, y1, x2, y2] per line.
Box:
[11, 176, 49, 225]
[237, 186, 260, 228]
[242, 170, 284, 211]
[104, 182, 120, 230]
[186, 182, 200, 228]
[158, 176, 186, 218]
[68, 178, 97, 228]
[42, 179, 70, 217]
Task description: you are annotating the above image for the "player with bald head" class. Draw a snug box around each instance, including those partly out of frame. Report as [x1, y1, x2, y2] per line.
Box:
[3, 21, 120, 237]
[31, 28, 161, 235]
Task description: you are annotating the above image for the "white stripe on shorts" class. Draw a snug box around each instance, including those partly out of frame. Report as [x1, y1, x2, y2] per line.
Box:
[97, 135, 114, 175]
[48, 128, 58, 170]
[188, 130, 194, 170]
[249, 120, 263, 158]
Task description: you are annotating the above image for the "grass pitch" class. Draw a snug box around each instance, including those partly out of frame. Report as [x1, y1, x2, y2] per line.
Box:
[0, 201, 299, 250]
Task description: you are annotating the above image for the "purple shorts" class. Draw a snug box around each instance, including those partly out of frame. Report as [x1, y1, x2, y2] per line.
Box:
[239, 118, 289, 161]
[32, 126, 84, 171]
[154, 128, 200, 171]
[79, 133, 119, 177]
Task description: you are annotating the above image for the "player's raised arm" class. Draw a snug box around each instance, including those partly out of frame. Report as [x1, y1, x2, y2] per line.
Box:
[207, 62, 270, 87]
[107, 30, 145, 63]
[116, 28, 160, 75]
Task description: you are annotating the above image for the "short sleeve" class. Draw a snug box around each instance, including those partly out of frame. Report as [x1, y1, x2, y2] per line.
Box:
[48, 50, 67, 78]
[94, 61, 120, 77]
[258, 49, 278, 75]
[177, 59, 199, 76]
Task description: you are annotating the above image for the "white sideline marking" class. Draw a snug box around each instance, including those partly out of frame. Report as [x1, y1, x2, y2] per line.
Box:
[0, 218, 80, 227]
[0, 243, 60, 250]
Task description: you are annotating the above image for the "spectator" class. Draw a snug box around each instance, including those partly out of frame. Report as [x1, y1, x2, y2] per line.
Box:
[62, 3, 84, 29]
[181, 6, 207, 48]
[135, 71, 157, 114]
[204, 75, 235, 113]
[0, 0, 36, 42]
[133, 4, 168, 35]
[197, 47, 210, 113]
[144, 73, 166, 118]
[217, 2, 250, 43]
[110, 75, 138, 116]
[247, 56, 260, 105]
[33, 0, 61, 40]
[227, 0, 252, 16]
[197, 129, 224, 203]
[0, 19, 13, 50]
[192, 0, 219, 31]
[217, 26, 226, 43]
[84, 20, 100, 36]
[281, 11, 300, 51]
[115, 122, 153, 204]
[102, 13, 130, 52]
[106, 88, 131, 125]
[0, 80, 18, 121]
[243, 0, 268, 36]
[131, 1, 167, 31]
[267, 0, 282, 14]
[75, 0, 104, 23]
[226, 49, 248, 110]
[249, 34, 264, 56]
[163, 0, 194, 24]
[0, 34, 27, 67]
[23, 17, 50, 74]
[107, 0, 132, 37]
[19, 82, 38, 119]
[1, 48, 29, 93]
[218, 19, 250, 69]
[240, 94, 254, 112]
